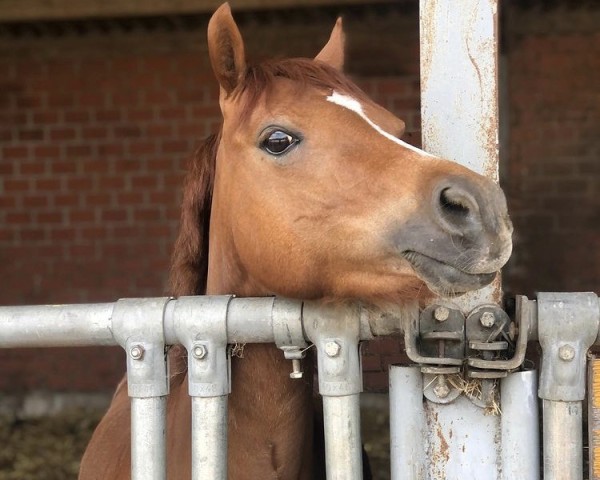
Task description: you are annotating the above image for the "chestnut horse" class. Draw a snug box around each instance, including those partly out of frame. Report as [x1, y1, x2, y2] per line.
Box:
[80, 3, 512, 479]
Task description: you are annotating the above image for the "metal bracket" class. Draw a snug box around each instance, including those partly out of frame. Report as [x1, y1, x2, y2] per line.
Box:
[404, 303, 464, 366]
[272, 297, 307, 379]
[172, 295, 233, 397]
[111, 297, 172, 398]
[538, 292, 599, 401]
[303, 301, 362, 396]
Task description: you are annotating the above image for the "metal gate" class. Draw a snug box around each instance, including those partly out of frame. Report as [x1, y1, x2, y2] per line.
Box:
[2, 1, 598, 479]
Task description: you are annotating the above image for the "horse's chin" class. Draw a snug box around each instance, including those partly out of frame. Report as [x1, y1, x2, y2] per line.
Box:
[402, 251, 497, 297]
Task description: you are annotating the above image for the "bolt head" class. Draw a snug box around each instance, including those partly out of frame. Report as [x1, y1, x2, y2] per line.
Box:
[480, 311, 496, 328]
[192, 344, 207, 359]
[290, 371, 304, 379]
[559, 344, 575, 361]
[130, 344, 144, 360]
[434, 306, 450, 322]
[324, 341, 341, 357]
[433, 382, 450, 398]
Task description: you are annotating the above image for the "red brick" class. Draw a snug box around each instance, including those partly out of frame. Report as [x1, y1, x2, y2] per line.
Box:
[33, 145, 60, 158]
[4, 178, 29, 192]
[49, 127, 77, 141]
[3, 145, 28, 158]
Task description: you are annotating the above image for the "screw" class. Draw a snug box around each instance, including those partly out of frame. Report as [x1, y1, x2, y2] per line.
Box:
[130, 344, 144, 360]
[480, 311, 496, 328]
[433, 376, 450, 399]
[192, 344, 207, 359]
[324, 341, 341, 357]
[290, 359, 303, 379]
[434, 306, 450, 322]
[559, 344, 575, 362]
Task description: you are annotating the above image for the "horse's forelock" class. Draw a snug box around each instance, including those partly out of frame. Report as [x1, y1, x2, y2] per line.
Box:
[168, 131, 220, 297]
[232, 57, 368, 124]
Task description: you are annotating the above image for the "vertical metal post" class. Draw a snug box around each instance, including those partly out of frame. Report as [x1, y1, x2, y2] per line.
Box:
[420, 0, 500, 306]
[419, 2, 503, 478]
[171, 296, 232, 480]
[389, 366, 426, 480]
[112, 298, 172, 480]
[537, 292, 599, 480]
[131, 397, 167, 480]
[500, 371, 540, 480]
[191, 396, 228, 479]
[322, 395, 363, 479]
[543, 400, 582, 480]
[303, 302, 363, 480]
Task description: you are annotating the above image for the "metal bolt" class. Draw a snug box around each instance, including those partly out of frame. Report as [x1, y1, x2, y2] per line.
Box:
[290, 359, 303, 379]
[130, 344, 144, 360]
[559, 344, 575, 362]
[433, 376, 450, 399]
[433, 306, 450, 322]
[324, 341, 341, 357]
[480, 311, 496, 328]
[192, 344, 207, 359]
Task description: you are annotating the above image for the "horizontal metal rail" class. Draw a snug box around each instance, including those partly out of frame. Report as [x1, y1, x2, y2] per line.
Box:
[2, 293, 600, 480]
[0, 296, 409, 480]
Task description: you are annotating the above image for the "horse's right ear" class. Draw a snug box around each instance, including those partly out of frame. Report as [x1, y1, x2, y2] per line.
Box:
[208, 3, 246, 97]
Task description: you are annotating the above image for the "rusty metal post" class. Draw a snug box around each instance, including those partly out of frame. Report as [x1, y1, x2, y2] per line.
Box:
[417, 2, 539, 479]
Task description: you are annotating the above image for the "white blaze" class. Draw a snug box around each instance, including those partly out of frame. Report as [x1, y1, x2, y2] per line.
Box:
[326, 91, 436, 158]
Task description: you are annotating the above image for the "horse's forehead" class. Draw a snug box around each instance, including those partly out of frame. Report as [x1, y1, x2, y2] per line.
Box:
[326, 91, 433, 157]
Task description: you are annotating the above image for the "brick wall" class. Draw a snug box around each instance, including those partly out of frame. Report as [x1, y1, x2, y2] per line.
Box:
[0, 4, 598, 395]
[502, 5, 600, 297]
[0, 6, 419, 393]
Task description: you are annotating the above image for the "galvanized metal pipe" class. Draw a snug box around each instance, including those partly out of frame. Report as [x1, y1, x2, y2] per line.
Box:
[192, 396, 228, 480]
[322, 395, 363, 480]
[543, 399, 583, 480]
[389, 366, 426, 480]
[131, 396, 167, 480]
[426, 395, 499, 480]
[500, 371, 540, 480]
[0, 303, 116, 347]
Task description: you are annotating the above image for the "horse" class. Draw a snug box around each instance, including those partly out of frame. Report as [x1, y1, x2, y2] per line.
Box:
[79, 3, 513, 479]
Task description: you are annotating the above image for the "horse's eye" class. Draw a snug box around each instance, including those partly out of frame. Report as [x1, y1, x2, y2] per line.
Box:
[260, 130, 299, 156]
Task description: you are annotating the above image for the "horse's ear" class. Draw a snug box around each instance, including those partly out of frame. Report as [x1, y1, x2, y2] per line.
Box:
[315, 17, 345, 71]
[208, 3, 246, 96]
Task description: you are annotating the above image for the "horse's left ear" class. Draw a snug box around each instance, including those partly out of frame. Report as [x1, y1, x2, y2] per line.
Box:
[208, 3, 246, 97]
[315, 17, 345, 71]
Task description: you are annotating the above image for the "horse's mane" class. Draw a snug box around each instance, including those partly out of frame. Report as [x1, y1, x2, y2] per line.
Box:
[168, 57, 366, 297]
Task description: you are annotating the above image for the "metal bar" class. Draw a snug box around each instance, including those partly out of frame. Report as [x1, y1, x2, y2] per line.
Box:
[131, 396, 167, 480]
[500, 371, 540, 480]
[425, 395, 499, 480]
[0, 303, 116, 347]
[389, 366, 426, 480]
[543, 399, 583, 480]
[420, 0, 500, 309]
[589, 356, 600, 480]
[192, 396, 228, 480]
[322, 395, 363, 480]
[419, 2, 502, 476]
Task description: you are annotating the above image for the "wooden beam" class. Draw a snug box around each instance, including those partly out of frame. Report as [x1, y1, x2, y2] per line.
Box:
[0, 0, 392, 23]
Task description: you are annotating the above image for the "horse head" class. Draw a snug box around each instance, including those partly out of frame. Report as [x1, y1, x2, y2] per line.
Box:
[172, 3, 513, 305]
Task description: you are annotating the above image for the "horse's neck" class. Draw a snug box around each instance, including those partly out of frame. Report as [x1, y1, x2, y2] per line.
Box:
[205, 247, 315, 477]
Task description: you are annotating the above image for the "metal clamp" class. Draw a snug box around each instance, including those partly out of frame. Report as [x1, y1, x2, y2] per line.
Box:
[172, 295, 233, 397]
[272, 297, 307, 379]
[111, 297, 172, 398]
[538, 292, 599, 401]
[303, 301, 362, 396]
[404, 303, 465, 366]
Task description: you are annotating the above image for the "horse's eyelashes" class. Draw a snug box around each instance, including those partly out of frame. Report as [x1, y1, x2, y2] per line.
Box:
[260, 129, 300, 156]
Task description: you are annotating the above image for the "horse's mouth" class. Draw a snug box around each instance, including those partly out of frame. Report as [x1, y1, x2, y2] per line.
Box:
[402, 251, 496, 295]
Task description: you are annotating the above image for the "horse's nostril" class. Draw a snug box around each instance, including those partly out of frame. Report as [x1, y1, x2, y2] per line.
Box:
[439, 187, 472, 219]
[435, 182, 481, 237]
